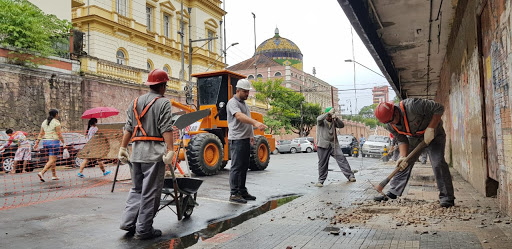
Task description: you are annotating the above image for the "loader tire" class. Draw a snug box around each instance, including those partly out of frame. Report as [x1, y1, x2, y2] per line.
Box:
[187, 133, 224, 176]
[249, 136, 270, 171]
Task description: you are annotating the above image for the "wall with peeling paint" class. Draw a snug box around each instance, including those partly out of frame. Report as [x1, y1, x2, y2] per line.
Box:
[438, 0, 512, 215]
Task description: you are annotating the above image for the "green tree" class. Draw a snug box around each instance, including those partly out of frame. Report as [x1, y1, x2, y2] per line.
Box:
[358, 103, 378, 119]
[0, 0, 72, 65]
[289, 102, 322, 136]
[393, 95, 400, 104]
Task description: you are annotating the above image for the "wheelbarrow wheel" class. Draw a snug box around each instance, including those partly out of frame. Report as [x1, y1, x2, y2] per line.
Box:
[186, 133, 224, 176]
[183, 195, 194, 219]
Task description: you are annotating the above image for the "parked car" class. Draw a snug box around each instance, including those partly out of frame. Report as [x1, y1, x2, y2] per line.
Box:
[292, 138, 315, 153]
[0, 131, 37, 173]
[275, 140, 301, 154]
[337, 135, 359, 157]
[297, 137, 316, 152]
[32, 132, 88, 168]
[361, 135, 392, 158]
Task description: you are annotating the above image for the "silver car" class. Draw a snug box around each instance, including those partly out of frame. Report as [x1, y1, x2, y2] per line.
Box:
[275, 140, 301, 154]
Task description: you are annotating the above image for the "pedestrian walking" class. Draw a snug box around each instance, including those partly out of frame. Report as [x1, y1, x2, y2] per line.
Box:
[374, 99, 455, 207]
[33, 109, 65, 182]
[118, 69, 174, 240]
[226, 79, 267, 204]
[314, 107, 356, 187]
[359, 134, 365, 147]
[4, 129, 30, 173]
[77, 118, 111, 178]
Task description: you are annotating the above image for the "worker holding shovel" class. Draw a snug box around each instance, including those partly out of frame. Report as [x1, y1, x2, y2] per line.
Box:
[374, 98, 455, 208]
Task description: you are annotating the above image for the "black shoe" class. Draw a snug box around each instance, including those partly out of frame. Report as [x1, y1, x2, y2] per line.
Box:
[229, 194, 247, 204]
[241, 192, 256, 201]
[121, 226, 136, 235]
[440, 200, 454, 208]
[374, 192, 397, 202]
[134, 229, 162, 240]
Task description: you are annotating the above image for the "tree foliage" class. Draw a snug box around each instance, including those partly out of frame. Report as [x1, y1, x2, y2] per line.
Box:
[252, 79, 322, 136]
[358, 103, 378, 119]
[0, 0, 72, 65]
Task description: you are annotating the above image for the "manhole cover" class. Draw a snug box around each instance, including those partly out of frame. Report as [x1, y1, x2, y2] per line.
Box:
[360, 207, 400, 214]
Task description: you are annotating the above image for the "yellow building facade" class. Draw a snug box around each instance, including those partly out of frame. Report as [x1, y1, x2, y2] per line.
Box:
[72, 0, 225, 88]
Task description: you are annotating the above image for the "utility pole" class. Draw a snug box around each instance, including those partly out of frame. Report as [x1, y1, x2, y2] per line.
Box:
[219, 19, 223, 66]
[223, 0, 227, 65]
[252, 12, 257, 79]
[188, 7, 192, 84]
[300, 86, 303, 137]
[179, 0, 185, 80]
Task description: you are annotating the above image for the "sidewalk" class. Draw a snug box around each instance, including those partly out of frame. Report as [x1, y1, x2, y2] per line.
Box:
[191, 161, 512, 249]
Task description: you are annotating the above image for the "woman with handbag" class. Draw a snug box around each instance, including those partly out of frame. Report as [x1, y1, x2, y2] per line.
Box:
[77, 118, 111, 178]
[34, 109, 65, 182]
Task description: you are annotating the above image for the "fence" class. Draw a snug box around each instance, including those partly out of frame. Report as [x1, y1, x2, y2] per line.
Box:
[0, 129, 180, 210]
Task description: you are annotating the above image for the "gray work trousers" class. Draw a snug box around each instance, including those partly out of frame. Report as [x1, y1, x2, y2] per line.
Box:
[229, 139, 250, 195]
[317, 146, 354, 183]
[388, 133, 455, 202]
[120, 161, 165, 236]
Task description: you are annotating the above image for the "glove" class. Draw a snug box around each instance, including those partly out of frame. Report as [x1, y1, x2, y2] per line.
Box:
[163, 150, 175, 165]
[396, 156, 408, 171]
[118, 147, 129, 164]
[424, 127, 435, 145]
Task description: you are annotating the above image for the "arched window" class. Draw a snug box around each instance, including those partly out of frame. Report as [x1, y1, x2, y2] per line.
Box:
[257, 74, 263, 79]
[274, 72, 282, 77]
[163, 65, 171, 75]
[247, 75, 254, 80]
[116, 49, 127, 65]
[147, 59, 153, 71]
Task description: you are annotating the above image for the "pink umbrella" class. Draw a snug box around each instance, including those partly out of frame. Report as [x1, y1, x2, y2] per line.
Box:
[81, 107, 120, 119]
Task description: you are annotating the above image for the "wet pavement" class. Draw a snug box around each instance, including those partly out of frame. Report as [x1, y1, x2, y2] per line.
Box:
[2, 152, 511, 248]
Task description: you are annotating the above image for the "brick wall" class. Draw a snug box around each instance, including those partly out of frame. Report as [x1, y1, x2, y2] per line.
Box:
[437, 0, 512, 214]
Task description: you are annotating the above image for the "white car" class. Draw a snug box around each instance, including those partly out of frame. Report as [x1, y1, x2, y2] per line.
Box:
[292, 138, 315, 153]
[361, 135, 392, 158]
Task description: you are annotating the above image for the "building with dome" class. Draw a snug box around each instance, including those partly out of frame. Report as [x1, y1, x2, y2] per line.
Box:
[228, 28, 339, 112]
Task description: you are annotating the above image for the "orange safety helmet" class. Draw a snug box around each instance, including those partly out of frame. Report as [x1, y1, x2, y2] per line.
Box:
[145, 69, 170, 85]
[375, 102, 395, 124]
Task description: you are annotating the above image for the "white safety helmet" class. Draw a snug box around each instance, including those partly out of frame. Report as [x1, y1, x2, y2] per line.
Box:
[236, 79, 252, 90]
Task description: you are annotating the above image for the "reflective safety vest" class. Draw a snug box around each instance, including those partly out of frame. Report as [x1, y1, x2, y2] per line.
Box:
[131, 97, 164, 142]
[391, 101, 426, 137]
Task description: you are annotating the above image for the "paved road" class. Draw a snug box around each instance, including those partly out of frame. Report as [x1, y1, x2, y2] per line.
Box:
[0, 151, 380, 248]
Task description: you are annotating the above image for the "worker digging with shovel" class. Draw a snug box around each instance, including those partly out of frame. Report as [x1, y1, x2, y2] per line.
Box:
[373, 99, 455, 208]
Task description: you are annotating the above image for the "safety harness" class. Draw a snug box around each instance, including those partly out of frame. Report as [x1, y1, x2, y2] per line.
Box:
[391, 101, 426, 137]
[131, 96, 164, 142]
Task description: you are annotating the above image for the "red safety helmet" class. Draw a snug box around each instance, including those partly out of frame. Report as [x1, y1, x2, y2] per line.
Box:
[375, 102, 395, 124]
[145, 69, 170, 85]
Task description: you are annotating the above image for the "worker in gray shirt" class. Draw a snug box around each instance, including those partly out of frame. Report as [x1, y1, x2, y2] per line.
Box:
[374, 98, 455, 208]
[226, 79, 267, 204]
[315, 107, 356, 187]
[118, 69, 175, 239]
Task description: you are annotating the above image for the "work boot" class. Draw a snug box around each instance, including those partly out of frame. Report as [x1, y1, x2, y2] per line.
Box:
[241, 192, 256, 201]
[373, 192, 397, 202]
[229, 194, 247, 204]
[314, 182, 323, 187]
[349, 177, 356, 182]
[134, 229, 162, 240]
[440, 200, 454, 208]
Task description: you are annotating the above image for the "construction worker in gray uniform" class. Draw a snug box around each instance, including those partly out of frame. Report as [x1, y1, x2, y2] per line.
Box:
[118, 69, 175, 240]
[314, 107, 356, 187]
[373, 98, 455, 208]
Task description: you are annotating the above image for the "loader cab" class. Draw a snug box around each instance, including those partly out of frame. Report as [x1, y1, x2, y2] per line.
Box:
[194, 70, 245, 121]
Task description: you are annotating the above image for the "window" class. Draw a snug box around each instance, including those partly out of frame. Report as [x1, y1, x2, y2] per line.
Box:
[116, 50, 126, 65]
[257, 74, 263, 79]
[274, 72, 282, 77]
[163, 14, 170, 38]
[146, 6, 153, 31]
[247, 75, 254, 80]
[116, 0, 127, 16]
[147, 60, 153, 71]
[163, 65, 170, 74]
[207, 30, 214, 51]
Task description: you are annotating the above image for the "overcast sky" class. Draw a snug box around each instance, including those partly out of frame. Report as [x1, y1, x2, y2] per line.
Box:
[222, 0, 396, 114]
